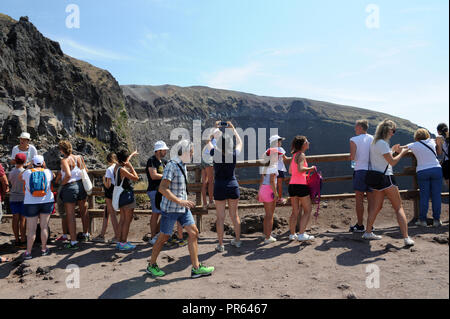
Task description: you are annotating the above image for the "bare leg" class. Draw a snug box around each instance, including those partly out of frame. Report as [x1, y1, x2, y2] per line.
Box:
[201, 169, 208, 207]
[206, 167, 214, 204]
[384, 186, 409, 238]
[12, 214, 20, 242]
[25, 216, 38, 254]
[298, 196, 313, 234]
[39, 213, 51, 251]
[263, 201, 276, 239]
[65, 202, 77, 241]
[289, 197, 301, 235]
[176, 221, 183, 239]
[366, 190, 385, 233]
[119, 208, 134, 243]
[355, 191, 365, 226]
[215, 200, 226, 245]
[185, 224, 200, 268]
[19, 216, 26, 242]
[149, 233, 170, 264]
[228, 199, 241, 241]
[78, 200, 89, 234]
[99, 206, 109, 237]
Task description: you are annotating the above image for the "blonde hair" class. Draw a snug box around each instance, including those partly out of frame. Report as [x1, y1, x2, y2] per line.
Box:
[373, 119, 396, 144]
[58, 140, 73, 155]
[356, 119, 369, 131]
[414, 128, 430, 141]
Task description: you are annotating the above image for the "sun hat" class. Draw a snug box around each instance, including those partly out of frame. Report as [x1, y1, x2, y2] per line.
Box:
[269, 134, 285, 145]
[32, 155, 44, 166]
[154, 141, 169, 153]
[15, 153, 27, 164]
[19, 132, 31, 140]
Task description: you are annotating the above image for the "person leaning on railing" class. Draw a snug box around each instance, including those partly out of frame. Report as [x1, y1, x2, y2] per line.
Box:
[436, 123, 449, 186]
[397, 128, 443, 227]
[363, 119, 415, 247]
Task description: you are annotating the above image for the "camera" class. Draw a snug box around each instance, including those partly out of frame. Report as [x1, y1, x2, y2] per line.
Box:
[218, 121, 229, 128]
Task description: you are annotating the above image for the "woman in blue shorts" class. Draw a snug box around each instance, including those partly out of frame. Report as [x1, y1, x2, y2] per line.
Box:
[19, 155, 54, 260]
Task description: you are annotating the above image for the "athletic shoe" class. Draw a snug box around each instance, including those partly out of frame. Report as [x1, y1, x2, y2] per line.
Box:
[56, 235, 68, 242]
[362, 232, 382, 240]
[289, 234, 298, 241]
[109, 237, 118, 244]
[215, 244, 225, 253]
[433, 220, 442, 228]
[191, 264, 215, 278]
[230, 239, 242, 248]
[264, 236, 277, 244]
[22, 252, 32, 260]
[176, 238, 188, 247]
[166, 235, 179, 247]
[349, 223, 365, 233]
[92, 236, 106, 243]
[146, 263, 166, 277]
[65, 242, 79, 250]
[80, 233, 90, 242]
[404, 237, 415, 247]
[415, 220, 427, 227]
[41, 248, 50, 256]
[118, 242, 135, 251]
[297, 233, 315, 241]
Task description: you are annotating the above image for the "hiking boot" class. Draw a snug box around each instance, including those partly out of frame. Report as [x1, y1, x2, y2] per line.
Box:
[433, 220, 442, 228]
[349, 223, 365, 233]
[297, 233, 315, 241]
[230, 239, 242, 248]
[415, 220, 427, 227]
[191, 264, 215, 278]
[215, 244, 225, 253]
[289, 234, 298, 241]
[264, 236, 277, 244]
[404, 237, 415, 247]
[362, 232, 382, 240]
[146, 263, 166, 277]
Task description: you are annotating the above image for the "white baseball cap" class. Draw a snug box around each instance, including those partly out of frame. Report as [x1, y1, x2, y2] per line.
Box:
[32, 155, 44, 166]
[154, 141, 169, 152]
[19, 132, 31, 140]
[269, 134, 285, 144]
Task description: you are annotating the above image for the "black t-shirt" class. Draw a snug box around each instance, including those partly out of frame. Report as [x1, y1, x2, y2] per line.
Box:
[211, 149, 238, 183]
[146, 155, 168, 192]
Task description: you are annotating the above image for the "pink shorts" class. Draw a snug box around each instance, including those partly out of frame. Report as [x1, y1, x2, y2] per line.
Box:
[258, 185, 275, 203]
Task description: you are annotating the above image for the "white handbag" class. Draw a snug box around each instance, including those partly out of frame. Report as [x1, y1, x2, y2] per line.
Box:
[79, 156, 93, 195]
[112, 167, 124, 211]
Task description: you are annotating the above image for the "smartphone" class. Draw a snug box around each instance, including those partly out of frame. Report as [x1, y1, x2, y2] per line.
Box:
[219, 121, 229, 128]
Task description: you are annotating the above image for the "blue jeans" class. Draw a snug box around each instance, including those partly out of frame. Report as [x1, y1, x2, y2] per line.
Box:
[160, 210, 195, 235]
[147, 191, 162, 214]
[417, 167, 443, 221]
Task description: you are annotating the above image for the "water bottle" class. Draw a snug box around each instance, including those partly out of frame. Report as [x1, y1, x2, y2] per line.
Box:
[351, 160, 356, 169]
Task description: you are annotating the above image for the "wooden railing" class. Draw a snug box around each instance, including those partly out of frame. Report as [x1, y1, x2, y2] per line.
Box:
[2, 152, 448, 233]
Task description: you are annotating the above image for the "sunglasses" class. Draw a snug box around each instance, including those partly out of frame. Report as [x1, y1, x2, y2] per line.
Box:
[392, 129, 396, 134]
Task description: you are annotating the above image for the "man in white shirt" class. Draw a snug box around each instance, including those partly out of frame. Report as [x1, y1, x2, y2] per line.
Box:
[349, 120, 374, 233]
[10, 132, 38, 166]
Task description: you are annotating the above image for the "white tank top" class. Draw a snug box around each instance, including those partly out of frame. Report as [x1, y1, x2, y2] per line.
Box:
[61, 155, 82, 183]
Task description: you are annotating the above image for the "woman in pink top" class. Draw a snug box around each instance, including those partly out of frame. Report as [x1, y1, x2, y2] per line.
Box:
[288, 136, 316, 242]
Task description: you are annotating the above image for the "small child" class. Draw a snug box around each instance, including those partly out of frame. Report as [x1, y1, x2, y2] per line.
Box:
[8, 153, 27, 247]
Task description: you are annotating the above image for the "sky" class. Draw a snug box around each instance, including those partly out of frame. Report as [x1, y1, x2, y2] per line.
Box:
[1, 0, 448, 134]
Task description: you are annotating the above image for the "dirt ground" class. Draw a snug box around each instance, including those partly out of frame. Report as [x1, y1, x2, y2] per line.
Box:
[0, 197, 448, 299]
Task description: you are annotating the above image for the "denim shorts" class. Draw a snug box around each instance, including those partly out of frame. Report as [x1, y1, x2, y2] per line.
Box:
[160, 210, 195, 235]
[60, 180, 87, 203]
[147, 191, 162, 214]
[23, 202, 55, 218]
[278, 170, 286, 179]
[10, 201, 24, 215]
[353, 170, 372, 192]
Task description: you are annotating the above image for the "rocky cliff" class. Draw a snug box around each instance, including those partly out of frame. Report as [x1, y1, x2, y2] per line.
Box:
[0, 14, 131, 169]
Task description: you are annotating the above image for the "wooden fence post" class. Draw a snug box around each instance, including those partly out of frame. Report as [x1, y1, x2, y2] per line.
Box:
[194, 167, 203, 232]
[88, 173, 96, 234]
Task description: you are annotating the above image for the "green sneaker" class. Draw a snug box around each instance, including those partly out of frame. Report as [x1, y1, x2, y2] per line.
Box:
[146, 263, 166, 277]
[65, 242, 79, 250]
[191, 264, 214, 278]
[177, 238, 188, 247]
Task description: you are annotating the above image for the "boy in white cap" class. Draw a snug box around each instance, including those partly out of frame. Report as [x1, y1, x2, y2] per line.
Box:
[10, 132, 38, 166]
[268, 134, 290, 205]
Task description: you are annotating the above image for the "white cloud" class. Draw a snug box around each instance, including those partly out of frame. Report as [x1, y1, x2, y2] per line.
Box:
[57, 38, 128, 61]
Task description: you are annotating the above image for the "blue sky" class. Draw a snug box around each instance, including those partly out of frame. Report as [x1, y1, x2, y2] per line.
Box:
[1, 0, 448, 134]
